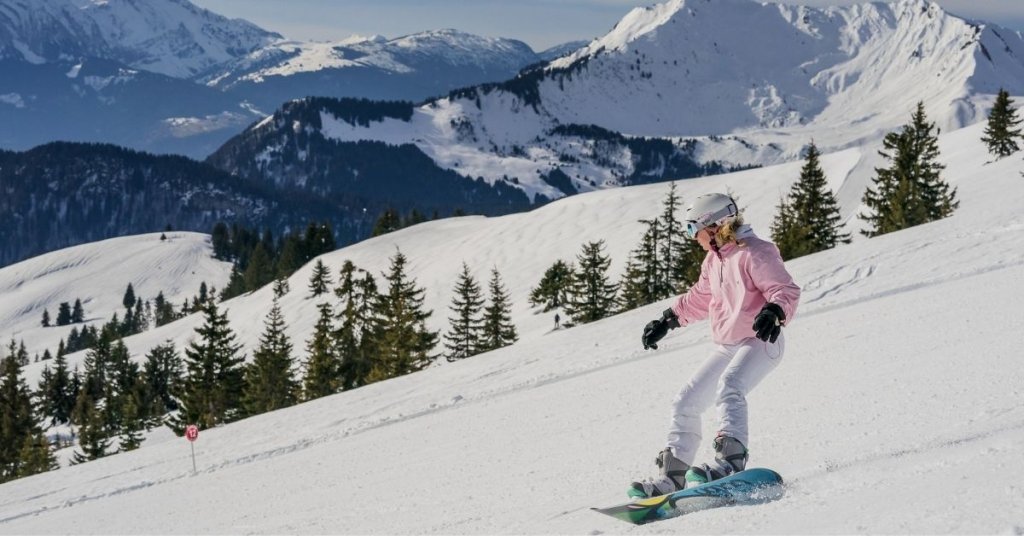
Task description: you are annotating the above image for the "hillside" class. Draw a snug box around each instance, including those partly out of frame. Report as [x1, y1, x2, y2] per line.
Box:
[1, 119, 1022, 533]
[0, 233, 232, 361]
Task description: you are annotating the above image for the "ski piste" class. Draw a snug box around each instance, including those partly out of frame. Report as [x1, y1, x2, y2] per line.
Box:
[593, 468, 784, 525]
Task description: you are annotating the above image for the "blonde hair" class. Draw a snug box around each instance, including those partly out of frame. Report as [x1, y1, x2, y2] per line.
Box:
[714, 214, 746, 246]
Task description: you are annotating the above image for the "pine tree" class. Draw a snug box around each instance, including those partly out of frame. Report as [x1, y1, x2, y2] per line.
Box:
[371, 208, 401, 237]
[308, 259, 333, 297]
[528, 260, 572, 311]
[862, 102, 958, 237]
[177, 300, 245, 430]
[564, 240, 619, 325]
[72, 299, 84, 323]
[17, 432, 57, 478]
[106, 339, 141, 432]
[303, 302, 340, 400]
[142, 341, 184, 419]
[444, 263, 485, 361]
[334, 262, 378, 391]
[118, 396, 144, 452]
[243, 243, 275, 292]
[56, 302, 72, 326]
[480, 268, 518, 352]
[273, 277, 290, 298]
[0, 353, 41, 481]
[619, 219, 661, 310]
[70, 390, 110, 465]
[657, 182, 686, 295]
[41, 309, 50, 327]
[41, 351, 74, 426]
[981, 88, 1023, 158]
[243, 299, 299, 415]
[771, 142, 850, 260]
[370, 249, 438, 381]
[153, 292, 177, 327]
[122, 283, 136, 309]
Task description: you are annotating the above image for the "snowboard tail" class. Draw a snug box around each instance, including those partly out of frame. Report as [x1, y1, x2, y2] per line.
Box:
[593, 468, 784, 525]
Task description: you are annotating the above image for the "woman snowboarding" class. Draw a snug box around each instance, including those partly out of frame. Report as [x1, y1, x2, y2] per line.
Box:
[630, 192, 801, 498]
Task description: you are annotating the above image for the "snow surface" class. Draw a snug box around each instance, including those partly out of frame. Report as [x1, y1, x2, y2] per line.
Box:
[0, 232, 232, 362]
[0, 119, 1022, 533]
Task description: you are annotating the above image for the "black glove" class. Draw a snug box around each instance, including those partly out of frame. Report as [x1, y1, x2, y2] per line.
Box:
[642, 309, 681, 350]
[752, 303, 785, 343]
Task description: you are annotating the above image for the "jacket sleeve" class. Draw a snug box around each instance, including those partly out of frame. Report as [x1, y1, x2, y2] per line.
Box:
[748, 242, 801, 324]
[671, 254, 713, 326]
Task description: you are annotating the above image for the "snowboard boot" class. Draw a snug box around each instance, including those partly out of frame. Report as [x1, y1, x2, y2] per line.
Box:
[628, 448, 689, 499]
[684, 434, 748, 487]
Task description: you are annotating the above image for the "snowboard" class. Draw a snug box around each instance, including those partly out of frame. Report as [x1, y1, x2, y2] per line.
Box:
[592, 468, 784, 525]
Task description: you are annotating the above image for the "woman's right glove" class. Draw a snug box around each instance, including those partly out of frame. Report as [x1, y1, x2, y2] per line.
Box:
[642, 308, 681, 350]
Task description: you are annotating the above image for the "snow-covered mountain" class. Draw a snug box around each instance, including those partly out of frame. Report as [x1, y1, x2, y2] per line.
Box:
[203, 29, 542, 111]
[0, 0, 279, 78]
[228, 0, 1024, 203]
[0, 0, 563, 157]
[1, 118, 1022, 533]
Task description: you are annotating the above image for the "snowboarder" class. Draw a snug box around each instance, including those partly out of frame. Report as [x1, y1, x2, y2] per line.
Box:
[630, 193, 800, 498]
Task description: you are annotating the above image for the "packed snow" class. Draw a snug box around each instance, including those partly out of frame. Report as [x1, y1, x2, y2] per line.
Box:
[0, 117, 1022, 533]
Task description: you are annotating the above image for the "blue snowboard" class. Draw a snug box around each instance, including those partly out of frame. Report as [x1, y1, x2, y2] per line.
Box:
[592, 468, 784, 525]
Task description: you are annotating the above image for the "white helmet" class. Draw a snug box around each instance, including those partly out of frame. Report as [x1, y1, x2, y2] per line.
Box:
[683, 193, 738, 238]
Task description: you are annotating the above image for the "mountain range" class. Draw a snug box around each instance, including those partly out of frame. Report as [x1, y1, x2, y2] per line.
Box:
[0, 0, 582, 157]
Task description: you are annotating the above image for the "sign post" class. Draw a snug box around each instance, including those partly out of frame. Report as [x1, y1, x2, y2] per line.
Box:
[185, 424, 199, 473]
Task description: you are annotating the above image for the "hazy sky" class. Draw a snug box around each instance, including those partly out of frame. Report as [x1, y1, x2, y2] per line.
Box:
[192, 0, 1024, 51]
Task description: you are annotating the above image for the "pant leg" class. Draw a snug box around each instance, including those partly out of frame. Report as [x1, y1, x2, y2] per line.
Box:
[666, 345, 735, 464]
[715, 334, 785, 447]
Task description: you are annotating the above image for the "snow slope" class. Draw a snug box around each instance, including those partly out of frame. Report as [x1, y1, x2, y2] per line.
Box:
[0, 232, 232, 361]
[1, 120, 1022, 533]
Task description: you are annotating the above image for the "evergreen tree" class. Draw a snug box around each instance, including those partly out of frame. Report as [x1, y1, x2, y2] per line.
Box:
[444, 263, 485, 362]
[528, 260, 572, 311]
[981, 88, 1023, 158]
[0, 353, 40, 481]
[41, 309, 50, 327]
[480, 268, 518, 352]
[142, 341, 184, 419]
[211, 222, 231, 260]
[370, 249, 438, 381]
[303, 302, 340, 400]
[862, 102, 958, 237]
[308, 259, 333, 297]
[276, 234, 302, 278]
[41, 351, 74, 426]
[17, 432, 57, 478]
[122, 283, 136, 309]
[564, 240, 619, 325]
[771, 142, 850, 260]
[153, 292, 177, 327]
[619, 219, 662, 310]
[118, 397, 144, 452]
[273, 277, 290, 298]
[72, 299, 84, 323]
[56, 302, 72, 326]
[243, 243, 275, 292]
[657, 183, 686, 295]
[334, 262, 378, 391]
[106, 339, 141, 432]
[243, 299, 299, 415]
[371, 208, 401, 237]
[221, 265, 247, 300]
[69, 390, 109, 465]
[177, 300, 245, 430]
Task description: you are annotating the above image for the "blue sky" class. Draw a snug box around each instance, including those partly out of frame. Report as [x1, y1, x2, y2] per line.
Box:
[192, 0, 1024, 51]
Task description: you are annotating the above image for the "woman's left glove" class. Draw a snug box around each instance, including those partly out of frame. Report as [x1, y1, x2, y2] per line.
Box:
[642, 309, 681, 350]
[752, 303, 785, 343]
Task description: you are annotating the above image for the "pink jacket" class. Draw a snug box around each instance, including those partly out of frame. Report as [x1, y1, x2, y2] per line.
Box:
[671, 226, 800, 345]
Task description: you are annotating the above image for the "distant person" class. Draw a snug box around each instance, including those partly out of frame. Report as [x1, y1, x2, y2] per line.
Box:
[629, 193, 801, 498]
[554, 312, 561, 329]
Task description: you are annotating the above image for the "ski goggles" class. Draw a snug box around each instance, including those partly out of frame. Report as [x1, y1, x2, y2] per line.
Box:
[683, 203, 738, 239]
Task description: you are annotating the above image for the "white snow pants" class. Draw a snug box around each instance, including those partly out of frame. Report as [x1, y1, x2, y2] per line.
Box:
[666, 334, 784, 464]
